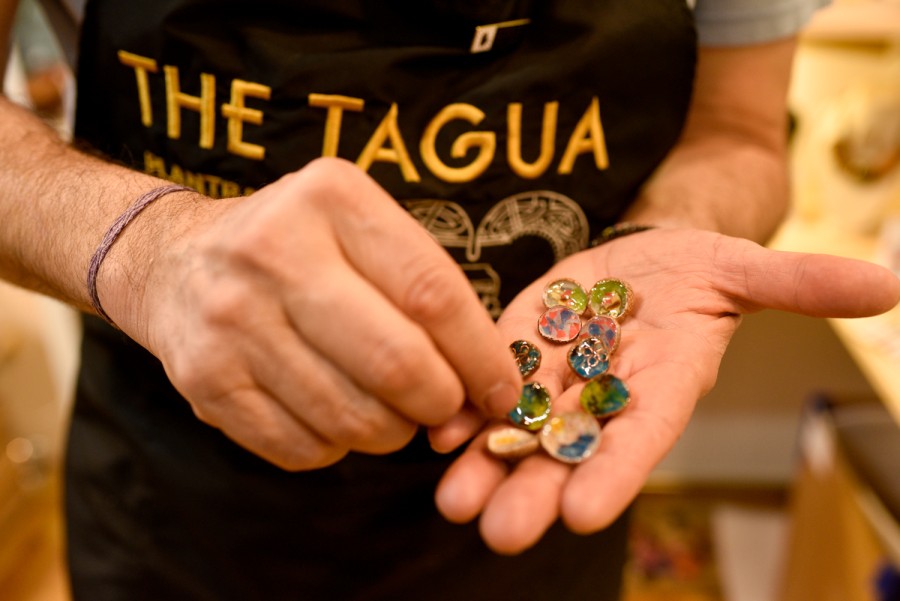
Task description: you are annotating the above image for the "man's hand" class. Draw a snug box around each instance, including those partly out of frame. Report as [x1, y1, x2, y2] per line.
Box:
[433, 227, 900, 554]
[98, 157, 522, 470]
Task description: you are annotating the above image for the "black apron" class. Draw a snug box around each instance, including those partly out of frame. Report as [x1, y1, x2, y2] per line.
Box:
[67, 2, 696, 599]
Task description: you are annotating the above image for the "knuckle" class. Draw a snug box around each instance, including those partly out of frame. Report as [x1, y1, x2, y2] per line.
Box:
[217, 228, 292, 281]
[274, 442, 348, 472]
[164, 347, 223, 405]
[186, 396, 217, 426]
[422, 384, 466, 425]
[366, 341, 423, 394]
[326, 389, 395, 441]
[195, 281, 256, 329]
[299, 156, 357, 184]
[180, 382, 244, 427]
[329, 406, 418, 455]
[400, 262, 468, 325]
[325, 408, 381, 446]
[295, 157, 369, 214]
[365, 422, 418, 455]
[361, 339, 464, 422]
[163, 353, 196, 393]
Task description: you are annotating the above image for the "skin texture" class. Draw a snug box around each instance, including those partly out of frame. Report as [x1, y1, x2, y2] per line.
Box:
[1, 2, 898, 554]
[122, 162, 525, 469]
[434, 228, 900, 553]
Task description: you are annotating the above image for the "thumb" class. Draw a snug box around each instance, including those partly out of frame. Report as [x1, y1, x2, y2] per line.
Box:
[716, 240, 900, 318]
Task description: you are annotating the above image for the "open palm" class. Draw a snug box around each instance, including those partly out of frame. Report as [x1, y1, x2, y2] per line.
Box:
[433, 227, 900, 554]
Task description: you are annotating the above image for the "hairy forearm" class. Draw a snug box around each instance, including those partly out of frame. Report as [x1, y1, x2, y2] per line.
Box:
[622, 133, 789, 243]
[0, 96, 178, 310]
[622, 38, 796, 244]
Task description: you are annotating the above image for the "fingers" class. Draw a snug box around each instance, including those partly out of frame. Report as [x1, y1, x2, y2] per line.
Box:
[479, 449, 570, 554]
[434, 228, 900, 555]
[245, 310, 420, 456]
[427, 404, 487, 453]
[560, 363, 699, 534]
[165, 311, 351, 470]
[194, 177, 470, 429]
[293, 159, 522, 418]
[435, 428, 510, 522]
[437, 346, 701, 553]
[435, 355, 577, 553]
[707, 234, 900, 317]
[282, 249, 468, 427]
[190, 386, 349, 471]
[427, 290, 587, 451]
[167, 294, 421, 466]
[151, 157, 524, 472]
[435, 261, 719, 553]
[435, 428, 568, 555]
[594, 227, 899, 319]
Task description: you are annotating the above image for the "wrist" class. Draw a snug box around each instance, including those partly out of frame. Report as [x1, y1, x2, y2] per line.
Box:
[94, 185, 207, 345]
[88, 184, 192, 325]
[590, 222, 657, 248]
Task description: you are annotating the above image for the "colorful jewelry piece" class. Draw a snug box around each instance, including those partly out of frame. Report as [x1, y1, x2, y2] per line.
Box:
[508, 382, 552, 431]
[509, 339, 542, 378]
[542, 278, 589, 314]
[579, 315, 620, 354]
[499, 276, 637, 465]
[589, 278, 633, 319]
[487, 427, 539, 460]
[580, 374, 631, 419]
[539, 412, 602, 464]
[538, 306, 582, 343]
[567, 337, 610, 379]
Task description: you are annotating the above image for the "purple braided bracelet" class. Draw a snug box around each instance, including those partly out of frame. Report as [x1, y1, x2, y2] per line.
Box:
[87, 184, 191, 325]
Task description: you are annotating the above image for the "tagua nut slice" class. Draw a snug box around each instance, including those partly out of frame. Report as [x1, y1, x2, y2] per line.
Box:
[580, 374, 631, 419]
[539, 412, 602, 464]
[567, 336, 611, 380]
[509, 339, 542, 378]
[487, 427, 540, 460]
[579, 315, 620, 354]
[537, 306, 582, 343]
[508, 382, 552, 432]
[589, 279, 633, 319]
[542, 278, 589, 314]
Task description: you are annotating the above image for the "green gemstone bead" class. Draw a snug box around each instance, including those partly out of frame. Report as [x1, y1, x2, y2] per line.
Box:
[589, 279, 632, 319]
[509, 382, 552, 431]
[580, 374, 630, 419]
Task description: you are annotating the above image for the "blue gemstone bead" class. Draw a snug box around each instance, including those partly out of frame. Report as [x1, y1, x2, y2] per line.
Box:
[567, 337, 610, 379]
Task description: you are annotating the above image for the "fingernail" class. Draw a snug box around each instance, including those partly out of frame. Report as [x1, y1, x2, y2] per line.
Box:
[482, 380, 520, 418]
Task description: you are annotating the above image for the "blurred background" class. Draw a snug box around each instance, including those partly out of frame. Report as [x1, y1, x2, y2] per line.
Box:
[2, 0, 900, 599]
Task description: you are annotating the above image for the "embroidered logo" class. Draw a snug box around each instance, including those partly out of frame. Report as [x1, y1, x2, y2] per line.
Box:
[406, 190, 588, 316]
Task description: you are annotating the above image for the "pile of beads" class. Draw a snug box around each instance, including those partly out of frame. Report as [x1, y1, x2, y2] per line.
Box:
[487, 277, 634, 464]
